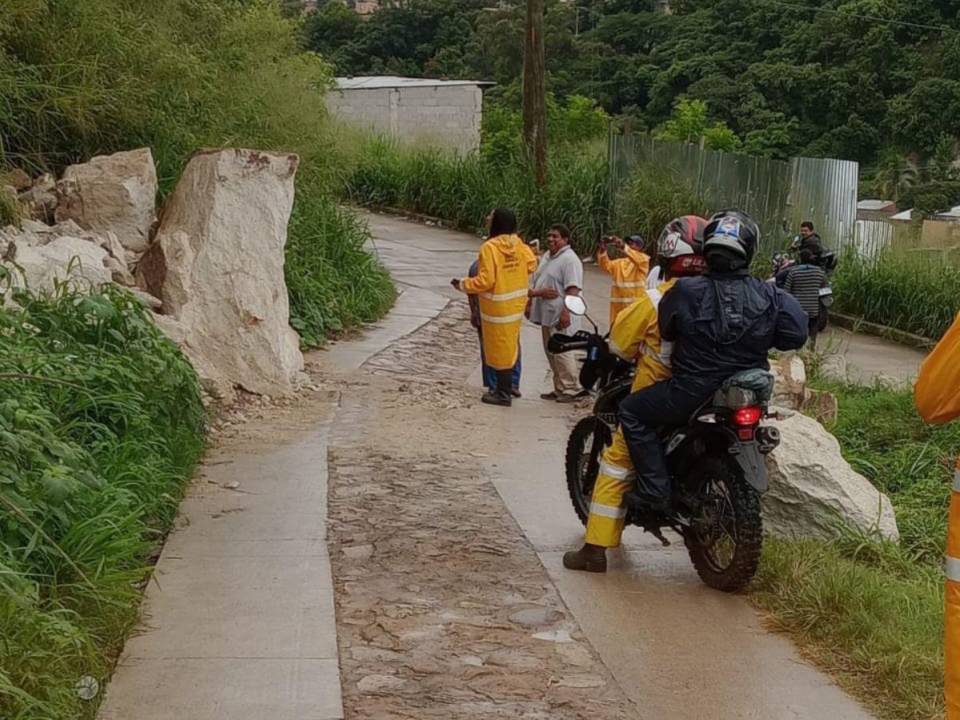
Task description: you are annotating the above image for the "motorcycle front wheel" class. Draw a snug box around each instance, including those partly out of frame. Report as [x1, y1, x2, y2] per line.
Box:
[565, 417, 605, 525]
[683, 458, 763, 593]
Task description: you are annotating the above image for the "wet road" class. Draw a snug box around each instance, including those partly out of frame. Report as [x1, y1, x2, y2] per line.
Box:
[356, 211, 879, 719]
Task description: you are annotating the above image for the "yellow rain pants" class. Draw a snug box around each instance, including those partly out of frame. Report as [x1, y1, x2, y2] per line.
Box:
[597, 245, 650, 325]
[915, 311, 960, 720]
[585, 282, 675, 548]
[460, 234, 537, 370]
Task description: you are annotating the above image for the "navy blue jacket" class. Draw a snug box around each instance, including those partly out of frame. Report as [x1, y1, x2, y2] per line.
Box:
[659, 272, 808, 387]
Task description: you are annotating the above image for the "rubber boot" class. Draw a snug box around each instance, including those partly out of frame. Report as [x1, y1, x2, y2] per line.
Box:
[562, 543, 607, 573]
[482, 370, 513, 407]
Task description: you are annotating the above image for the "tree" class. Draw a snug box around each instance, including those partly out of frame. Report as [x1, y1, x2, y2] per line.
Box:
[654, 98, 741, 152]
[523, 0, 548, 185]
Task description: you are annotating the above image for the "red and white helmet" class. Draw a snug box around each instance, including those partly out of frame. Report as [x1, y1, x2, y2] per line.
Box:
[656, 215, 709, 276]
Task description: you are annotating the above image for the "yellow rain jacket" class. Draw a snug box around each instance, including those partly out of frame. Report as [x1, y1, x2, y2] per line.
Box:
[915, 311, 960, 720]
[584, 280, 676, 549]
[460, 234, 537, 370]
[598, 245, 651, 324]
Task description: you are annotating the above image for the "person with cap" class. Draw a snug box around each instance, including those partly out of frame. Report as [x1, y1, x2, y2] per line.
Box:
[597, 234, 650, 324]
[914, 311, 960, 720]
[563, 215, 709, 573]
[617, 210, 808, 513]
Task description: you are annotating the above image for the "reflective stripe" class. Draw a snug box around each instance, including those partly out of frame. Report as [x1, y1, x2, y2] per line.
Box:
[613, 281, 646, 289]
[948, 556, 960, 583]
[610, 297, 638, 304]
[480, 311, 525, 324]
[642, 340, 673, 366]
[646, 288, 663, 306]
[481, 288, 529, 302]
[590, 502, 627, 520]
[599, 460, 633, 481]
[954, 468, 960, 493]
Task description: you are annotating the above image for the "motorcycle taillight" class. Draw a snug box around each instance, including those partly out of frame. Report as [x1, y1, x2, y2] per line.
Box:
[732, 407, 762, 439]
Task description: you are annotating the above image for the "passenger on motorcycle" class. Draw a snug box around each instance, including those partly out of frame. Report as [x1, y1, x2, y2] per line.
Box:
[563, 215, 709, 573]
[618, 210, 808, 514]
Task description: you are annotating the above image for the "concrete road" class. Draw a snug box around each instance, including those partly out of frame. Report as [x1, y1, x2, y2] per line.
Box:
[357, 212, 879, 719]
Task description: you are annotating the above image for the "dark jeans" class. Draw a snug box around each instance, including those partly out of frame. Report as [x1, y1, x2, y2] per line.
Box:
[619, 378, 715, 504]
[807, 316, 820, 349]
[479, 329, 521, 390]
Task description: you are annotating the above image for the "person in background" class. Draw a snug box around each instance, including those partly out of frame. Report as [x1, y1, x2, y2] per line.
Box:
[792, 221, 823, 259]
[914, 311, 960, 720]
[528, 223, 585, 403]
[468, 258, 522, 398]
[597, 234, 650, 324]
[453, 208, 537, 407]
[777, 247, 829, 348]
[563, 215, 709, 573]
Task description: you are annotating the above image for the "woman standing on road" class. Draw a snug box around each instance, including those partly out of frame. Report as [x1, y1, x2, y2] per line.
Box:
[453, 208, 537, 407]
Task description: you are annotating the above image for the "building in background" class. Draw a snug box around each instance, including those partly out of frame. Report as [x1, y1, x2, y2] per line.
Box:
[326, 76, 493, 154]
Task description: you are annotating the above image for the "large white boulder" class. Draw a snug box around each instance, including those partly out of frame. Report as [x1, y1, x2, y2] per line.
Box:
[140, 148, 303, 398]
[55, 148, 158, 257]
[2, 234, 112, 296]
[763, 411, 899, 541]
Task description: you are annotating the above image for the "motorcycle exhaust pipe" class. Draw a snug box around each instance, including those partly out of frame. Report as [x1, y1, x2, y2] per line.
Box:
[756, 426, 781, 455]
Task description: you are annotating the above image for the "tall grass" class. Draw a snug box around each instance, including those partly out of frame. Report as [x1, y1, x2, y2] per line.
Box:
[345, 137, 610, 254]
[750, 377, 958, 719]
[833, 249, 960, 340]
[0, 284, 204, 719]
[614, 165, 708, 243]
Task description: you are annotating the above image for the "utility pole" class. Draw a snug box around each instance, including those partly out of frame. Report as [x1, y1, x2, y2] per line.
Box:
[523, 0, 547, 187]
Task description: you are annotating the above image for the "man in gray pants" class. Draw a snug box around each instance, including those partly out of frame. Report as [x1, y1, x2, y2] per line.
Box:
[527, 224, 585, 403]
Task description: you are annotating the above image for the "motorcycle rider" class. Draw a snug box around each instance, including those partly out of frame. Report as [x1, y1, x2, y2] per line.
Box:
[563, 216, 709, 573]
[619, 210, 808, 514]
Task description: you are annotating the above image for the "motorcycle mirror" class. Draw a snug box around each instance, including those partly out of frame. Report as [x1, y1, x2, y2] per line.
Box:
[564, 295, 587, 316]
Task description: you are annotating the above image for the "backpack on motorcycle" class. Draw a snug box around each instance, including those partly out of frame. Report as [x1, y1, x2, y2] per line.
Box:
[713, 369, 775, 409]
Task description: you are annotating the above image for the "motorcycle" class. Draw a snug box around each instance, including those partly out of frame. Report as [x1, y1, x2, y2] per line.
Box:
[550, 296, 781, 592]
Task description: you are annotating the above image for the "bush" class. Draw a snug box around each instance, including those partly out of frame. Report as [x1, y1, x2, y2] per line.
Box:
[0, 285, 205, 719]
[614, 165, 707, 245]
[346, 137, 610, 254]
[833, 249, 960, 340]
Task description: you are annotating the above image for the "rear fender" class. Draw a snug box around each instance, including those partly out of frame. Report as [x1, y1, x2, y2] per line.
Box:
[727, 440, 768, 493]
[676, 423, 769, 494]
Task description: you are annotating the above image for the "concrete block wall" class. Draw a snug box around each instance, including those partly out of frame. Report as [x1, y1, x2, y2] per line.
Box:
[326, 84, 484, 154]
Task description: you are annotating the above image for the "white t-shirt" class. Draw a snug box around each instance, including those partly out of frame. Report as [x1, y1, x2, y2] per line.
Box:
[646, 265, 662, 289]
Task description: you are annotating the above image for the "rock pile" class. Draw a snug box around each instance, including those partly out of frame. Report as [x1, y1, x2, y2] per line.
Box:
[1, 147, 305, 402]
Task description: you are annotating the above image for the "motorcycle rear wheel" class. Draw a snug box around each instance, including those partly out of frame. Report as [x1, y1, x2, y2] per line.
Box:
[565, 417, 605, 525]
[683, 459, 763, 593]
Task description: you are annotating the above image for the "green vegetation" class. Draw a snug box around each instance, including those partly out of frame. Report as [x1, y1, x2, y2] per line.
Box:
[0, 0, 394, 344]
[833, 250, 960, 340]
[346, 137, 610, 254]
[752, 378, 959, 720]
[0, 285, 205, 720]
[0, 2, 394, 716]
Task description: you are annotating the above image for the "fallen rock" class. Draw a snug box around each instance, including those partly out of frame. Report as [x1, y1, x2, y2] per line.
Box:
[56, 148, 158, 256]
[771, 354, 806, 410]
[6, 168, 32, 191]
[764, 411, 899, 541]
[20, 173, 58, 223]
[2, 235, 112, 296]
[143, 148, 303, 398]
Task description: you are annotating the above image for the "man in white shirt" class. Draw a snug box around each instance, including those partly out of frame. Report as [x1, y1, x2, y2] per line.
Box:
[527, 224, 585, 403]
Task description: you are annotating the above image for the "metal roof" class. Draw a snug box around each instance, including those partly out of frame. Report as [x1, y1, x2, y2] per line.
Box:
[857, 199, 895, 211]
[334, 76, 495, 90]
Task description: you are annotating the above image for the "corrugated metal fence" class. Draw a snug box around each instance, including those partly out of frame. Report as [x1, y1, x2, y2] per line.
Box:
[608, 133, 859, 252]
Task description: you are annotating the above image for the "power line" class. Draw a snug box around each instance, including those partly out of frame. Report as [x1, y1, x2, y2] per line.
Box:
[762, 0, 960, 35]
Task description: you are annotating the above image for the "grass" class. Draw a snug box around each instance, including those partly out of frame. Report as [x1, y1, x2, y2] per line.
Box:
[833, 249, 960, 340]
[345, 137, 610, 255]
[0, 284, 205, 719]
[750, 377, 958, 720]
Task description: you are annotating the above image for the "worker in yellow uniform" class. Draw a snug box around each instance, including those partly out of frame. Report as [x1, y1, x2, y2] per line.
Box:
[453, 208, 537, 407]
[564, 216, 709, 572]
[597, 234, 650, 325]
[915, 311, 960, 720]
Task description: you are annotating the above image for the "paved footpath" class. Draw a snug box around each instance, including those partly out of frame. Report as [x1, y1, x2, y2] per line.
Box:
[98, 212, 911, 719]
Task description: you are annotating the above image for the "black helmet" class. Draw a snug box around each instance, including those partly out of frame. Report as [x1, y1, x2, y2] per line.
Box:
[703, 210, 760, 268]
